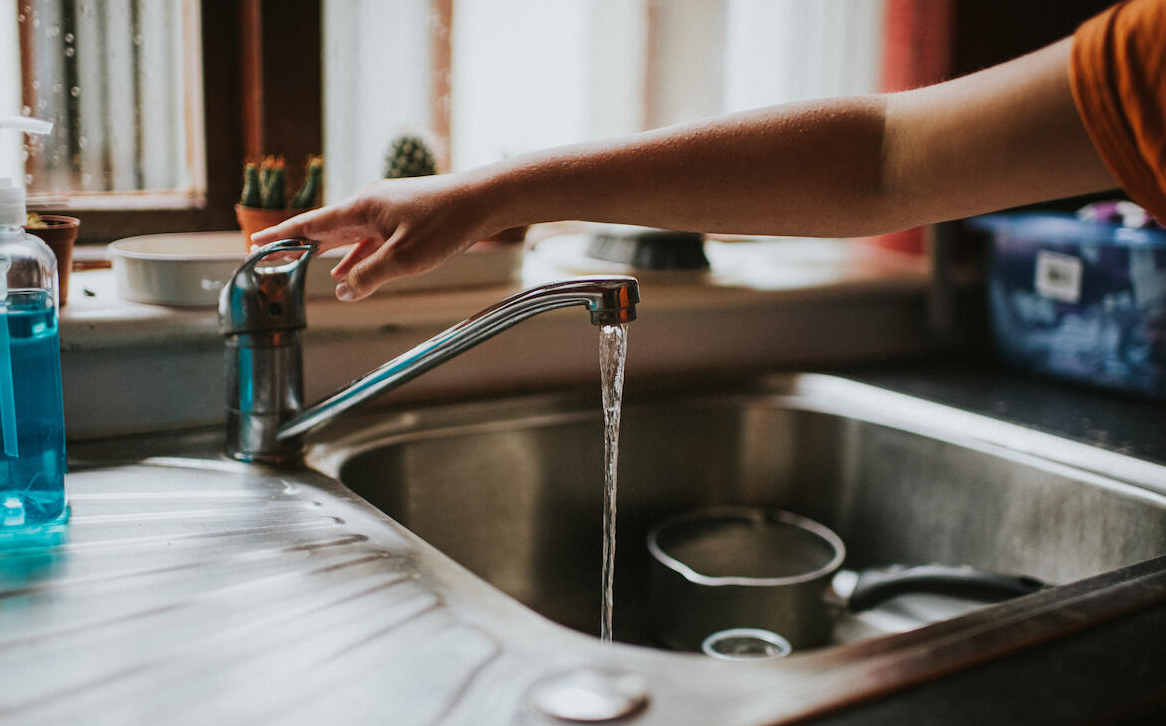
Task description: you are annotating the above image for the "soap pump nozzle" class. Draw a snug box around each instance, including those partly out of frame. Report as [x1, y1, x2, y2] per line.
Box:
[0, 117, 53, 226]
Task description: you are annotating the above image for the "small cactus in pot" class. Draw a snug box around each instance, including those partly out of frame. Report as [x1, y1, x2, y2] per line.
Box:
[292, 156, 324, 209]
[236, 155, 323, 249]
[384, 134, 437, 179]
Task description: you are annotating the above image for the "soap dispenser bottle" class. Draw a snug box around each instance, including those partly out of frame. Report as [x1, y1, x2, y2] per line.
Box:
[0, 117, 67, 528]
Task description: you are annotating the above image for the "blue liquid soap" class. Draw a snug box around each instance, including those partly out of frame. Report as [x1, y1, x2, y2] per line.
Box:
[1, 289, 67, 528]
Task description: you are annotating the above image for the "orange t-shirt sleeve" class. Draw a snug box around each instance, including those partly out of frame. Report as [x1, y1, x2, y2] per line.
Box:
[1070, 0, 1166, 222]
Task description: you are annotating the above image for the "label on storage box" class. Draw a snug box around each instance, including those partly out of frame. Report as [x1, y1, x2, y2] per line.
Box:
[1034, 250, 1082, 303]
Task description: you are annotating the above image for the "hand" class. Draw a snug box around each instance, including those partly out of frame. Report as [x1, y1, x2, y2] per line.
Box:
[250, 173, 494, 301]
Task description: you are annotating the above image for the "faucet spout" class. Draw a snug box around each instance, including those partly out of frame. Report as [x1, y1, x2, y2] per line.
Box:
[220, 240, 639, 463]
[276, 276, 639, 444]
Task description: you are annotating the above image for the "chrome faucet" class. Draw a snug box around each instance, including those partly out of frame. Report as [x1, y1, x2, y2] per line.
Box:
[219, 239, 640, 464]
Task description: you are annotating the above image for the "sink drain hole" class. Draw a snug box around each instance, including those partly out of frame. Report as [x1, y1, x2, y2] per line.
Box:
[701, 628, 793, 660]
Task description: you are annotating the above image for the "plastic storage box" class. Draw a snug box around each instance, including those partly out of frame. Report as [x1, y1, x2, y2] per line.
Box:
[972, 212, 1166, 399]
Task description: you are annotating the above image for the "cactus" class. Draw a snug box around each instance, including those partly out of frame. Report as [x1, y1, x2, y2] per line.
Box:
[240, 155, 322, 210]
[239, 162, 261, 208]
[258, 157, 275, 202]
[384, 134, 437, 179]
[292, 155, 323, 209]
[258, 156, 287, 210]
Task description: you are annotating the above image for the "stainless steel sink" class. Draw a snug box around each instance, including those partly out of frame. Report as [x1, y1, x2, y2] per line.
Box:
[309, 374, 1166, 652]
[15, 373, 1164, 725]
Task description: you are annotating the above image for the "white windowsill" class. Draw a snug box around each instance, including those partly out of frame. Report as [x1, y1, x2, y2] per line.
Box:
[59, 237, 933, 439]
[61, 237, 928, 344]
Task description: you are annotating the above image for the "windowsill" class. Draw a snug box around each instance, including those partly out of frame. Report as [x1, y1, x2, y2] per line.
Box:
[59, 236, 935, 439]
[61, 236, 929, 348]
[30, 190, 207, 212]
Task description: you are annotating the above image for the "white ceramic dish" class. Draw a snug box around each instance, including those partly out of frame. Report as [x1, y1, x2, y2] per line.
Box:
[109, 231, 523, 307]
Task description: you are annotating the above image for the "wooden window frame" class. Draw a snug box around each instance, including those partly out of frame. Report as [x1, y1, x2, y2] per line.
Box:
[24, 0, 322, 245]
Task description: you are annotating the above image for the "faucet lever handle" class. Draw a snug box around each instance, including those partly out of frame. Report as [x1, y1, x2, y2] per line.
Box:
[219, 238, 318, 336]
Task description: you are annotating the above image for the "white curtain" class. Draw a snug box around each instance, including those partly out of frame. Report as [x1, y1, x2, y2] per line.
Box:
[323, 0, 885, 196]
[723, 0, 886, 112]
[322, 0, 435, 203]
[450, 0, 647, 171]
[18, 0, 194, 195]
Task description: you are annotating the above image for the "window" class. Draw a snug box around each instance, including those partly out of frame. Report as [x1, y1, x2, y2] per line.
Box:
[322, 0, 437, 204]
[322, 0, 886, 201]
[2, 0, 290, 243]
[6, 0, 886, 242]
[3, 0, 204, 208]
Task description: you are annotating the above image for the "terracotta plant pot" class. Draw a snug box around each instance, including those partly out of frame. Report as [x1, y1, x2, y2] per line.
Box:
[235, 204, 308, 251]
[23, 215, 80, 306]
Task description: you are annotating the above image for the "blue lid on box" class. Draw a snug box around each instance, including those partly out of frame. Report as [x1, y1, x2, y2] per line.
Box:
[970, 212, 1166, 248]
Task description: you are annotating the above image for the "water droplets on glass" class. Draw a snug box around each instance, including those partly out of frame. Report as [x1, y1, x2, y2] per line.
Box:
[18, 0, 198, 197]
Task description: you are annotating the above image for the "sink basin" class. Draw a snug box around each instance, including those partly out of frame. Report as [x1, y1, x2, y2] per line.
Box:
[312, 374, 1166, 651]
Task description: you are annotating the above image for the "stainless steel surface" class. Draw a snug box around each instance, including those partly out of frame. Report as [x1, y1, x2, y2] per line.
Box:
[278, 276, 640, 442]
[321, 376, 1166, 649]
[701, 629, 792, 660]
[526, 668, 650, 722]
[647, 507, 846, 651]
[4, 374, 1166, 725]
[223, 332, 306, 461]
[219, 239, 316, 462]
[218, 239, 316, 337]
[220, 238, 639, 464]
[827, 564, 1044, 613]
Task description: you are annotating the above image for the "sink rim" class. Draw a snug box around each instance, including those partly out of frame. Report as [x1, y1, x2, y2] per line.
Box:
[300, 371, 1166, 719]
[307, 372, 1166, 497]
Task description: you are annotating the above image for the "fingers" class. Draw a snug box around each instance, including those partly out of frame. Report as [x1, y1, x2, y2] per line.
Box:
[336, 226, 480, 303]
[330, 237, 378, 280]
[249, 204, 358, 252]
[246, 176, 485, 302]
[336, 236, 405, 302]
[248, 208, 319, 247]
[248, 200, 400, 303]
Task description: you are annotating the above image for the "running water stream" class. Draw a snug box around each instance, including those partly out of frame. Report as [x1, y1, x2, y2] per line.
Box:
[599, 323, 628, 642]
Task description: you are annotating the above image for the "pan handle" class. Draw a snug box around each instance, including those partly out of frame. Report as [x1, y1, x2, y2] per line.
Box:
[845, 564, 1046, 612]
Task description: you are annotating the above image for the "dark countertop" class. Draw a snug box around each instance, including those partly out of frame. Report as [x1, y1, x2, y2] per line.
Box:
[811, 360, 1166, 726]
[805, 602, 1166, 726]
[848, 360, 1166, 468]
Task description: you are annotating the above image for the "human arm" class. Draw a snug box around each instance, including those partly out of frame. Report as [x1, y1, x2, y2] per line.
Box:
[253, 37, 1116, 301]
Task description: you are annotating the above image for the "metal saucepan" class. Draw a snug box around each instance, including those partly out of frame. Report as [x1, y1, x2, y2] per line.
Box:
[647, 506, 1044, 653]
